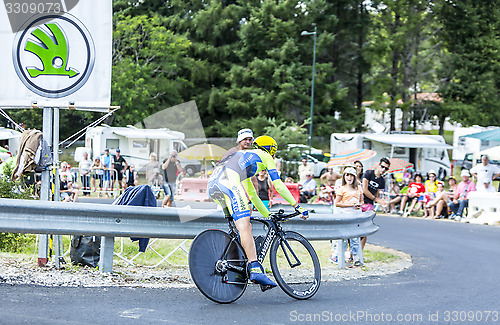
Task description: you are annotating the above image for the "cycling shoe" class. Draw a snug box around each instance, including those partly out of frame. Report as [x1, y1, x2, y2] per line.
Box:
[247, 261, 277, 289]
[249, 272, 277, 288]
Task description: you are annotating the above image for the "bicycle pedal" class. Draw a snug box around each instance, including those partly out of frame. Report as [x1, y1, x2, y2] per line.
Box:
[260, 284, 275, 292]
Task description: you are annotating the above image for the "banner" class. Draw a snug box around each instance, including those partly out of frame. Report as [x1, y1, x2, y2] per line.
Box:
[0, 0, 112, 111]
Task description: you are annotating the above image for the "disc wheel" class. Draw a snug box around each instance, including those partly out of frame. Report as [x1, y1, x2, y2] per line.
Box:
[189, 229, 247, 303]
[270, 231, 321, 300]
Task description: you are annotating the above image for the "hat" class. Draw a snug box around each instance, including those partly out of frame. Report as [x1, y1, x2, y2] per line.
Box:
[306, 172, 313, 176]
[104, 148, 109, 152]
[343, 167, 357, 176]
[236, 128, 254, 143]
[116, 148, 120, 152]
[427, 169, 436, 176]
[461, 169, 470, 177]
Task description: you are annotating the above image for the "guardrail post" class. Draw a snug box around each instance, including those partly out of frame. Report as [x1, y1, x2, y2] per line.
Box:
[99, 236, 115, 273]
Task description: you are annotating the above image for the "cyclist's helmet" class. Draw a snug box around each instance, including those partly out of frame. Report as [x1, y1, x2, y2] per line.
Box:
[253, 135, 278, 156]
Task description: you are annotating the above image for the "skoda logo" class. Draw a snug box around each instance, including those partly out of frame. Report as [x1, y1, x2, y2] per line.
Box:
[12, 13, 95, 98]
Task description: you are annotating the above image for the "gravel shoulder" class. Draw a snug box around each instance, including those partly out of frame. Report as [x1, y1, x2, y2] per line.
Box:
[0, 243, 412, 288]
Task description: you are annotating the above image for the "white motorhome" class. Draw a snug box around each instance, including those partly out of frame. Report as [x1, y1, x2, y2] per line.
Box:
[0, 127, 21, 156]
[330, 133, 452, 179]
[453, 126, 500, 162]
[79, 125, 201, 176]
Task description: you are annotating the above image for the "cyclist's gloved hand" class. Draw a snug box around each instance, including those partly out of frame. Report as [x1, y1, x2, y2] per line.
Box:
[295, 205, 309, 220]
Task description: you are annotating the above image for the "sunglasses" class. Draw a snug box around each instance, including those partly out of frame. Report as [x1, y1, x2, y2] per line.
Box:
[380, 165, 389, 171]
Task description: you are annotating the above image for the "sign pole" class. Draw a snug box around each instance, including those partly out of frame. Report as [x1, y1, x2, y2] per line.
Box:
[38, 107, 52, 266]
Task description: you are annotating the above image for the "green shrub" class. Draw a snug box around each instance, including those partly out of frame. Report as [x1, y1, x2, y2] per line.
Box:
[0, 160, 36, 253]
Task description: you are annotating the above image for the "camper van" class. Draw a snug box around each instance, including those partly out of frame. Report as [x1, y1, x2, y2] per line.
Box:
[0, 127, 21, 157]
[330, 133, 452, 180]
[78, 125, 201, 176]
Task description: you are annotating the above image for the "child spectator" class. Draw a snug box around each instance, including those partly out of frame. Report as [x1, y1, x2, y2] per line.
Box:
[332, 167, 364, 267]
[398, 173, 425, 217]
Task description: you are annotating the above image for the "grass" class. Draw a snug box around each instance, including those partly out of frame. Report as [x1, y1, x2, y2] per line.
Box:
[1, 237, 400, 269]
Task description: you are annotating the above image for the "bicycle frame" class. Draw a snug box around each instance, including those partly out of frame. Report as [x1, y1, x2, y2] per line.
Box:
[219, 210, 302, 284]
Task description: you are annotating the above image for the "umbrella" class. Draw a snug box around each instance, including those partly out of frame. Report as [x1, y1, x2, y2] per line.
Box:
[178, 143, 227, 173]
[370, 157, 414, 174]
[178, 143, 227, 161]
[327, 149, 377, 167]
[462, 128, 500, 141]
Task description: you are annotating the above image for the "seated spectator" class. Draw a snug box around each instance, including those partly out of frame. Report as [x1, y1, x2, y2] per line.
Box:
[398, 173, 425, 217]
[315, 184, 333, 205]
[422, 170, 438, 217]
[386, 175, 402, 214]
[449, 169, 476, 221]
[284, 176, 294, 183]
[426, 181, 448, 219]
[299, 172, 316, 203]
[125, 164, 139, 188]
[60, 161, 79, 202]
[447, 176, 457, 198]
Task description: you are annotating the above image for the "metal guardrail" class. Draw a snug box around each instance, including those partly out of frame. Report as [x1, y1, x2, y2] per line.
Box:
[0, 198, 378, 272]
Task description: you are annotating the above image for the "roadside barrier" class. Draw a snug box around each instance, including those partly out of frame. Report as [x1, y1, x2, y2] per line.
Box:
[271, 182, 300, 205]
[176, 178, 211, 202]
[466, 192, 500, 225]
[0, 198, 378, 272]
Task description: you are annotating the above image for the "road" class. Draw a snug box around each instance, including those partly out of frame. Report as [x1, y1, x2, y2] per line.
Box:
[1, 215, 499, 324]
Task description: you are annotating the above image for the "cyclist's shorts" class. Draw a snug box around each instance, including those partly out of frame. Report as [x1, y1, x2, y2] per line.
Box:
[207, 166, 250, 221]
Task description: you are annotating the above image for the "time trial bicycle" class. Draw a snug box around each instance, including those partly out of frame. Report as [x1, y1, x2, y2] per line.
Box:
[189, 205, 321, 304]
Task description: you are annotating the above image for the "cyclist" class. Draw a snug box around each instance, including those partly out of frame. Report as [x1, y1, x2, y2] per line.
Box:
[208, 135, 309, 289]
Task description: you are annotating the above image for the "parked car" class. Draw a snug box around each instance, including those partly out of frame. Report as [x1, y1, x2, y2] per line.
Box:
[461, 153, 474, 170]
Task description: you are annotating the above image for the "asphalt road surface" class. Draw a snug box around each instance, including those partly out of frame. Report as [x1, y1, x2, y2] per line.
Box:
[1, 215, 499, 325]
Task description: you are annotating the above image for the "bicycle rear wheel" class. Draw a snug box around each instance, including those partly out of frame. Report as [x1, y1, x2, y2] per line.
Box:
[189, 229, 247, 303]
[270, 231, 321, 300]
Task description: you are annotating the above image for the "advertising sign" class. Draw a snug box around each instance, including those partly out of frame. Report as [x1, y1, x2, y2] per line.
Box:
[0, 1, 112, 111]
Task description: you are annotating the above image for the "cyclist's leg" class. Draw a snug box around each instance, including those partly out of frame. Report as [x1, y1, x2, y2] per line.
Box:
[208, 171, 276, 288]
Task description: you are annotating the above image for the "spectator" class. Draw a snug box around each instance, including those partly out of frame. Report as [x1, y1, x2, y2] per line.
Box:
[78, 151, 92, 196]
[470, 155, 500, 193]
[284, 176, 294, 183]
[162, 150, 181, 208]
[90, 157, 103, 195]
[387, 175, 402, 214]
[315, 184, 333, 205]
[332, 167, 364, 267]
[399, 173, 425, 217]
[124, 164, 139, 188]
[362, 157, 389, 211]
[422, 170, 438, 217]
[299, 172, 316, 203]
[354, 160, 364, 182]
[100, 149, 114, 197]
[320, 167, 341, 199]
[447, 176, 457, 198]
[59, 161, 79, 202]
[145, 152, 160, 187]
[449, 169, 476, 221]
[256, 170, 273, 210]
[298, 157, 314, 184]
[199, 169, 207, 179]
[176, 168, 187, 194]
[426, 181, 448, 219]
[112, 149, 128, 193]
[221, 128, 254, 160]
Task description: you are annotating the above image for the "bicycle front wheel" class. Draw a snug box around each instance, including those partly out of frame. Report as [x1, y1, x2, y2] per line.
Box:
[270, 231, 321, 300]
[189, 229, 247, 304]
